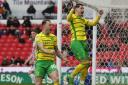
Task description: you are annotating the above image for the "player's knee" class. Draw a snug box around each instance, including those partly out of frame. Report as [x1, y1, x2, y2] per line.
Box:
[50, 73, 59, 82]
[52, 76, 59, 82]
[49, 71, 59, 81]
[35, 77, 42, 85]
[80, 61, 90, 68]
[35, 81, 42, 85]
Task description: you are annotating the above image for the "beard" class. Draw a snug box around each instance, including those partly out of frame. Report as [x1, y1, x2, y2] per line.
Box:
[45, 29, 50, 35]
[80, 12, 84, 17]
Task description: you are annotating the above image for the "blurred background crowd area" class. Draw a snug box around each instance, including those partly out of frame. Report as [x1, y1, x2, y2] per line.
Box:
[0, 18, 128, 68]
[0, 0, 128, 68]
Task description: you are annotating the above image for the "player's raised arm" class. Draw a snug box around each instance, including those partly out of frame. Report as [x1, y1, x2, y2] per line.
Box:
[67, 8, 74, 21]
[66, 1, 77, 21]
[85, 10, 103, 26]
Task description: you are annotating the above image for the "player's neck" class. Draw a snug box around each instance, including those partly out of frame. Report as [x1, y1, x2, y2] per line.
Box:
[75, 13, 82, 17]
[42, 30, 50, 36]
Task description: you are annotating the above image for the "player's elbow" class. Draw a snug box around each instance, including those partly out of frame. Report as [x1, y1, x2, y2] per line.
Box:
[92, 22, 97, 26]
[89, 21, 98, 26]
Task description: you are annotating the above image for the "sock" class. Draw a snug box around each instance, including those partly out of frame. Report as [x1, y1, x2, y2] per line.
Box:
[80, 61, 90, 85]
[70, 64, 85, 78]
[80, 80, 85, 85]
[30, 73, 35, 84]
[54, 80, 59, 85]
[80, 68, 88, 82]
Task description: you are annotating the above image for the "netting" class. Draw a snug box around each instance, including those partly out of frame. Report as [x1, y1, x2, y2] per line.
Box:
[95, 7, 128, 85]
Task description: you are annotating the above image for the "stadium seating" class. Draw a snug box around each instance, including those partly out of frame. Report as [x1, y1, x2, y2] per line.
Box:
[0, 22, 127, 67]
[0, 23, 80, 66]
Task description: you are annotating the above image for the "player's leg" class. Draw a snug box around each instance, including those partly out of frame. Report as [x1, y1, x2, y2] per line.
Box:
[68, 63, 85, 85]
[69, 61, 90, 85]
[35, 77, 43, 85]
[29, 65, 35, 84]
[69, 40, 90, 85]
[29, 70, 35, 84]
[70, 63, 85, 78]
[79, 41, 91, 85]
[80, 41, 91, 85]
[47, 61, 59, 85]
[79, 61, 90, 85]
[35, 61, 46, 85]
[49, 71, 59, 85]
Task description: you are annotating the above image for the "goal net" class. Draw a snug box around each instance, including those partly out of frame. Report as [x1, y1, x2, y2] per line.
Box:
[95, 6, 128, 85]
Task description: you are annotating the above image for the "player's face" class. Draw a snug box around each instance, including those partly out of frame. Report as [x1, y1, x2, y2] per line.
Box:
[31, 31, 37, 39]
[44, 21, 51, 34]
[76, 5, 84, 16]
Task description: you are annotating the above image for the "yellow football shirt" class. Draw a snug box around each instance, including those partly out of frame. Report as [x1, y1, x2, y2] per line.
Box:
[35, 33, 57, 61]
[67, 9, 100, 41]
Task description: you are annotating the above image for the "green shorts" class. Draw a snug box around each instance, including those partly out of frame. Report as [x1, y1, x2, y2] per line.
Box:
[35, 60, 57, 78]
[71, 40, 89, 61]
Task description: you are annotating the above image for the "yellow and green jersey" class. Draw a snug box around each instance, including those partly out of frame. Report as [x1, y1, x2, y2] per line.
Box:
[35, 32, 57, 61]
[67, 9, 100, 41]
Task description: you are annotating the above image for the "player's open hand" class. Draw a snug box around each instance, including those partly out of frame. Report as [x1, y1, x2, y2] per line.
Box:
[62, 50, 69, 63]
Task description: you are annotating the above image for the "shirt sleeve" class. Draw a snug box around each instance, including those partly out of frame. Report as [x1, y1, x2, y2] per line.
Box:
[84, 16, 100, 26]
[66, 9, 74, 21]
[35, 35, 43, 44]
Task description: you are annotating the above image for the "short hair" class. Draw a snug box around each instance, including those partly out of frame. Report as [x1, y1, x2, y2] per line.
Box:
[32, 27, 41, 34]
[42, 19, 50, 25]
[75, 3, 83, 9]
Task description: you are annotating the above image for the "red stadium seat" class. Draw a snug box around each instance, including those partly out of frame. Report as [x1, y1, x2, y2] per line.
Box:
[1, 47, 8, 51]
[6, 52, 14, 57]
[15, 47, 21, 52]
[26, 39, 32, 44]
[8, 47, 15, 52]
[14, 52, 20, 57]
[17, 43, 24, 48]
[73, 60, 80, 66]
[8, 35, 16, 39]
[0, 52, 6, 55]
[21, 34, 29, 40]
[22, 47, 32, 52]
[3, 43, 10, 47]
[0, 43, 2, 47]
[24, 43, 32, 48]
[20, 51, 30, 57]
[0, 38, 6, 43]
[13, 39, 19, 43]
[11, 43, 18, 47]
[1, 35, 8, 39]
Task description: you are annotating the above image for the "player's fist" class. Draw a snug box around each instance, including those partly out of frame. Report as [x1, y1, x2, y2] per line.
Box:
[62, 50, 68, 63]
[98, 10, 103, 15]
[50, 50, 55, 54]
[72, 1, 77, 9]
